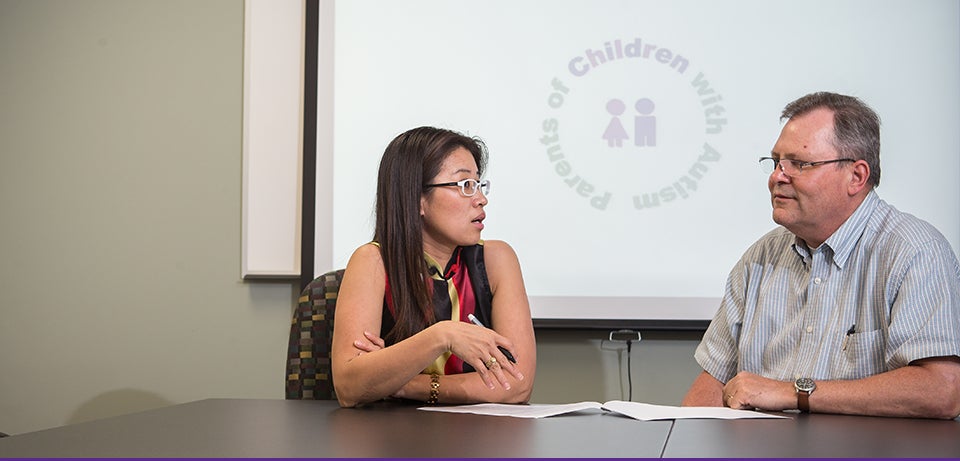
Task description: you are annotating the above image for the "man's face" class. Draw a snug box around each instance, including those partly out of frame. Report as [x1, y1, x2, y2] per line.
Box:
[768, 108, 856, 247]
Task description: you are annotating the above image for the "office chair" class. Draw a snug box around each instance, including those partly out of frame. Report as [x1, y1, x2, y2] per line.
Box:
[286, 268, 345, 400]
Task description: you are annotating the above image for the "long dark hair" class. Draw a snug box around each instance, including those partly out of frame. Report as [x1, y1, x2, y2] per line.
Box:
[374, 126, 488, 344]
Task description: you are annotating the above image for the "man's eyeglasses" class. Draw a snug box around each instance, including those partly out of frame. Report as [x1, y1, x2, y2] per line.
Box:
[424, 178, 491, 197]
[759, 157, 855, 176]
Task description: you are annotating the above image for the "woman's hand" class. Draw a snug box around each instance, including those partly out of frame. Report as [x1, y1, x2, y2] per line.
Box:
[434, 320, 525, 391]
[352, 331, 385, 355]
[356, 322, 524, 392]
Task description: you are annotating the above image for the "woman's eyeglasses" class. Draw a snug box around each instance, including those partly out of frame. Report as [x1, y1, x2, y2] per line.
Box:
[424, 178, 491, 197]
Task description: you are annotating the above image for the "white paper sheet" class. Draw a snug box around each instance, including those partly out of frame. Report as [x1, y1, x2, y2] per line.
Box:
[419, 400, 789, 421]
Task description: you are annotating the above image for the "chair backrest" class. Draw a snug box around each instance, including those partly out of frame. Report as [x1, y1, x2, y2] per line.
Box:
[286, 269, 345, 400]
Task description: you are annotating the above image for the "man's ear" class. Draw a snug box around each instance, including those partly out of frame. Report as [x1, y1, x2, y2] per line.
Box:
[848, 159, 871, 195]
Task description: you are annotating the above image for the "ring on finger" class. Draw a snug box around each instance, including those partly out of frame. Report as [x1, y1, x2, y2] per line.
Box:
[485, 356, 498, 369]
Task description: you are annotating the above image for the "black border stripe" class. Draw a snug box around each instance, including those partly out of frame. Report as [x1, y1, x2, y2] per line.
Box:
[300, 0, 319, 291]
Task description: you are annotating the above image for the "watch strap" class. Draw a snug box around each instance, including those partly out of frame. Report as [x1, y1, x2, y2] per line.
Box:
[797, 390, 811, 413]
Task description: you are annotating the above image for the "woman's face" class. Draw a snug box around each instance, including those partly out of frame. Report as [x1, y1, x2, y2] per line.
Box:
[420, 147, 488, 258]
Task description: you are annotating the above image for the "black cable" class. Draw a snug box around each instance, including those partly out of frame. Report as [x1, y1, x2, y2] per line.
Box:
[626, 339, 633, 401]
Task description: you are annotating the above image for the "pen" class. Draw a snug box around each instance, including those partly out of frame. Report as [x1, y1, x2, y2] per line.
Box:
[842, 324, 855, 351]
[467, 313, 517, 363]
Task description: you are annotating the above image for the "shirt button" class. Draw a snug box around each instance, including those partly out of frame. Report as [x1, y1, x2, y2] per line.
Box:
[814, 277, 822, 285]
[806, 326, 813, 333]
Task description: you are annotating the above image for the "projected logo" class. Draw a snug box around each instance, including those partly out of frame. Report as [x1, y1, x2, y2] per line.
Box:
[541, 37, 727, 211]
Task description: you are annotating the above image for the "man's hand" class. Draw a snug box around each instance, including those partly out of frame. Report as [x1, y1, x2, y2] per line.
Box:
[722, 371, 796, 411]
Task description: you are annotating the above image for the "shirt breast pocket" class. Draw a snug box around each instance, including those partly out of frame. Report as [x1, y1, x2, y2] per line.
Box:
[831, 328, 886, 379]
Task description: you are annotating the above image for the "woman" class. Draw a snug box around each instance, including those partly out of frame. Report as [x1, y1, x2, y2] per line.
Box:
[331, 126, 536, 407]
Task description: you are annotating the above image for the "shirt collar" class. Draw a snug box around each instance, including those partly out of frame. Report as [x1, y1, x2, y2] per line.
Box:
[425, 247, 463, 281]
[792, 190, 879, 270]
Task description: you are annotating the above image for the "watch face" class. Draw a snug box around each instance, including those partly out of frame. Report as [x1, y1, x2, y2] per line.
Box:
[795, 377, 816, 392]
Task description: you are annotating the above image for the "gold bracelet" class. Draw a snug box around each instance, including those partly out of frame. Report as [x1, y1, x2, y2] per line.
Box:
[427, 373, 440, 404]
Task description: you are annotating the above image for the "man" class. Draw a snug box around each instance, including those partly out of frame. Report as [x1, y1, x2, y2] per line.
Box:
[682, 92, 960, 419]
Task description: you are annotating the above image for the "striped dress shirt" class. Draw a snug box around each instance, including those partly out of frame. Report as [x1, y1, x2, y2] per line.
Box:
[696, 190, 960, 383]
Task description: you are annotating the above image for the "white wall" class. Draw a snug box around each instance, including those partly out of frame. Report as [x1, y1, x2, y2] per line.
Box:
[0, 0, 702, 435]
[0, 0, 296, 434]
